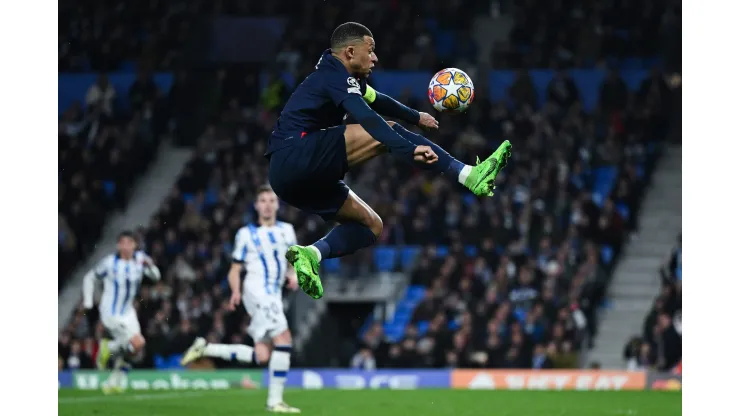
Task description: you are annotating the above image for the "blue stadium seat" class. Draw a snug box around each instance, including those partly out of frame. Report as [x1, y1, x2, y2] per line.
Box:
[103, 181, 116, 197]
[615, 203, 630, 220]
[321, 258, 340, 273]
[154, 354, 168, 369]
[374, 246, 398, 272]
[399, 245, 421, 270]
[168, 354, 183, 369]
[464, 245, 478, 257]
[435, 246, 449, 258]
[181, 193, 195, 203]
[417, 321, 430, 336]
[601, 245, 615, 265]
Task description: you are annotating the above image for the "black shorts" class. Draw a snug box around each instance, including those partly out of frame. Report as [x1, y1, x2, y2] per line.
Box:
[268, 126, 349, 221]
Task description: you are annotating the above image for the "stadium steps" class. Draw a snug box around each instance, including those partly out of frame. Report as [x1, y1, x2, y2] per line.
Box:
[58, 140, 193, 330]
[358, 285, 427, 343]
[292, 290, 328, 356]
[587, 145, 681, 369]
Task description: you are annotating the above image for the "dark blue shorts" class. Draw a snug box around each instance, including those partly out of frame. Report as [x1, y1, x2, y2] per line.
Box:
[268, 126, 349, 221]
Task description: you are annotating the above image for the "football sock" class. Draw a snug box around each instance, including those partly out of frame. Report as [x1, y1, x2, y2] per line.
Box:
[107, 339, 128, 356]
[267, 345, 292, 406]
[204, 343, 255, 363]
[312, 222, 377, 259]
[391, 123, 467, 181]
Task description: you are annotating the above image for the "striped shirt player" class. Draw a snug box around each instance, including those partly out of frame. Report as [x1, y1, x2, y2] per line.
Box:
[231, 221, 297, 338]
[181, 185, 300, 413]
[82, 230, 160, 394]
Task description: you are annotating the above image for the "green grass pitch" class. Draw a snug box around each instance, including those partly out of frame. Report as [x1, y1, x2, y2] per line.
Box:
[59, 389, 681, 416]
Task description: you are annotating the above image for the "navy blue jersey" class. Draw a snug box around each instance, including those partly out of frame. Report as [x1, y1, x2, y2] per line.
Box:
[267, 50, 367, 154]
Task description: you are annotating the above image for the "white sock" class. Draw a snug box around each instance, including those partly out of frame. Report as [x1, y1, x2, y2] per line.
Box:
[308, 245, 322, 262]
[204, 343, 255, 363]
[267, 345, 292, 406]
[458, 165, 473, 185]
[107, 339, 128, 355]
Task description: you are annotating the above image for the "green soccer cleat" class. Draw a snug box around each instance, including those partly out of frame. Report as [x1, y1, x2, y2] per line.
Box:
[96, 339, 111, 370]
[285, 245, 323, 299]
[463, 140, 513, 197]
[267, 402, 301, 413]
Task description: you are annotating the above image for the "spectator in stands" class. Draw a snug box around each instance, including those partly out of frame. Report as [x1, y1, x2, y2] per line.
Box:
[85, 74, 116, 116]
[600, 68, 629, 114]
[350, 346, 377, 370]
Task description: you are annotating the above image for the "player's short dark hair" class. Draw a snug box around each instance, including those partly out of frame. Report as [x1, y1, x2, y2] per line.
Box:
[256, 184, 274, 197]
[330, 22, 373, 49]
[117, 230, 135, 241]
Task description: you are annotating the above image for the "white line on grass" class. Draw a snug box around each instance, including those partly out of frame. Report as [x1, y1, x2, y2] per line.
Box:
[58, 391, 206, 404]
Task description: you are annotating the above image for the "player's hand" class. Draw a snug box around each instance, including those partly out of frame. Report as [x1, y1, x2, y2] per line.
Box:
[227, 292, 241, 311]
[413, 145, 438, 164]
[418, 112, 439, 130]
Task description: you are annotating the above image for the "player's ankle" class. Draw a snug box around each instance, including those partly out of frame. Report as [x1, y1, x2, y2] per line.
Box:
[308, 243, 325, 262]
[459, 165, 473, 186]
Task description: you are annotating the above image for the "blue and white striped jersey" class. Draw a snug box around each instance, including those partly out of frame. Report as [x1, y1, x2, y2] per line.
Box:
[232, 222, 297, 299]
[95, 251, 151, 317]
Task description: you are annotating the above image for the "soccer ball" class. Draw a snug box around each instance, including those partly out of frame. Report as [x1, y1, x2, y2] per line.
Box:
[427, 68, 475, 112]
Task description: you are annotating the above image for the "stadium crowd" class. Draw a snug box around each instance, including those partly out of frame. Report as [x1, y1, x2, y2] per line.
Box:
[59, 72, 171, 287]
[623, 233, 681, 372]
[59, 0, 680, 370]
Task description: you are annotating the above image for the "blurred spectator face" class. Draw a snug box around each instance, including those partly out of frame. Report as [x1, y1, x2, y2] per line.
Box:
[255, 189, 279, 221]
[117, 235, 137, 258]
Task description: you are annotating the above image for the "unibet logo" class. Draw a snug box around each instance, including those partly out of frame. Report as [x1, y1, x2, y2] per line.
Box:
[74, 373, 231, 390]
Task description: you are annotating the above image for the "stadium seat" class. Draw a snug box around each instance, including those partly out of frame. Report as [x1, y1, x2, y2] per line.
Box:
[601, 245, 615, 265]
[417, 320, 430, 336]
[435, 246, 449, 258]
[102, 181, 116, 198]
[464, 245, 478, 257]
[321, 258, 340, 273]
[399, 245, 421, 270]
[616, 203, 630, 220]
[373, 246, 398, 272]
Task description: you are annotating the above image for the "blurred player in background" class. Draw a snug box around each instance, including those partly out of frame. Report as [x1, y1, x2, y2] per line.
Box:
[266, 22, 512, 300]
[82, 230, 161, 394]
[181, 185, 301, 413]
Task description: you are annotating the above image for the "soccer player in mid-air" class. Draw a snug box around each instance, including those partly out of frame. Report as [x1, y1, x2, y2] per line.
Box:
[82, 230, 161, 394]
[181, 185, 301, 413]
[266, 22, 512, 299]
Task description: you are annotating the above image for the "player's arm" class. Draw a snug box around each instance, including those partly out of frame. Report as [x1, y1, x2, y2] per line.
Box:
[141, 253, 161, 281]
[341, 95, 417, 158]
[227, 230, 247, 310]
[82, 258, 108, 309]
[227, 262, 242, 296]
[327, 76, 416, 159]
[363, 85, 420, 125]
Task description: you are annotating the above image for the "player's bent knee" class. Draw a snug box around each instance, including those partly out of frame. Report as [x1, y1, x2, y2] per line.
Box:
[130, 334, 146, 352]
[367, 211, 383, 238]
[255, 343, 272, 364]
[273, 330, 292, 346]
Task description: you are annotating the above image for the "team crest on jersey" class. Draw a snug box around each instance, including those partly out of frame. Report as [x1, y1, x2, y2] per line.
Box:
[347, 77, 361, 95]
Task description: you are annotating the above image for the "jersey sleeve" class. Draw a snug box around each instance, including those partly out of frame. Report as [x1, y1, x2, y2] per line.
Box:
[285, 223, 298, 246]
[231, 229, 248, 263]
[93, 256, 110, 279]
[325, 73, 365, 107]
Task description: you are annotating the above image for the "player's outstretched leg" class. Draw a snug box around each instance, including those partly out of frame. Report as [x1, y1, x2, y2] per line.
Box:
[181, 337, 256, 365]
[389, 123, 512, 196]
[286, 191, 381, 299]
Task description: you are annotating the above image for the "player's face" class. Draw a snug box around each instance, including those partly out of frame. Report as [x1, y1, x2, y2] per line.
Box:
[117, 236, 137, 258]
[255, 191, 279, 221]
[349, 36, 377, 78]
